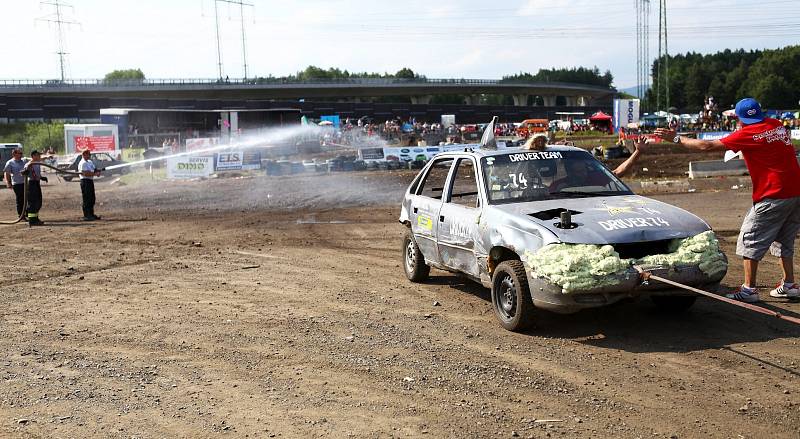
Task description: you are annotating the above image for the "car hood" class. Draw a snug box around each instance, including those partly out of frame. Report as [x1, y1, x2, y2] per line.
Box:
[492, 194, 710, 244]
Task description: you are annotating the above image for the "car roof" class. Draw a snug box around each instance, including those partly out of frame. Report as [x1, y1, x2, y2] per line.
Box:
[436, 145, 588, 158]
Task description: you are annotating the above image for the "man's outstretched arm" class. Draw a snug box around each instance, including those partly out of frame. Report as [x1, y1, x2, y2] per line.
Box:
[654, 128, 726, 151]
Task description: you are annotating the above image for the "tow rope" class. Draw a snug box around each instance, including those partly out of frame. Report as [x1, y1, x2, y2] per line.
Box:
[634, 265, 800, 325]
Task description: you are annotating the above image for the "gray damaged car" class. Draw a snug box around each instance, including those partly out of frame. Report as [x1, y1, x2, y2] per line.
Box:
[399, 146, 727, 331]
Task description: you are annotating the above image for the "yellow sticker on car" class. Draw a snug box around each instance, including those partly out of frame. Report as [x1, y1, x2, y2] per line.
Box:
[417, 215, 433, 230]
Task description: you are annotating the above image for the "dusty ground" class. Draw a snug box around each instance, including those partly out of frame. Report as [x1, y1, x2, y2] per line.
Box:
[0, 167, 798, 439]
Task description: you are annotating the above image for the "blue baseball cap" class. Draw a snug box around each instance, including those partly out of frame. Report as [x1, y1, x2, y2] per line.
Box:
[735, 98, 764, 124]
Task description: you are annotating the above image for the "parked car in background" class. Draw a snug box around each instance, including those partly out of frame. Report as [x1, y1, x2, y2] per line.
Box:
[58, 152, 128, 181]
[516, 119, 549, 138]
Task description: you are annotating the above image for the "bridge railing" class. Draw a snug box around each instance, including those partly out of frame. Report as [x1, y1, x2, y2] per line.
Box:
[0, 77, 615, 91]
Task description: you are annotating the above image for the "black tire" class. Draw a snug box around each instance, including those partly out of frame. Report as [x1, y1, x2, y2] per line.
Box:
[402, 231, 430, 282]
[651, 295, 697, 313]
[62, 175, 73, 182]
[491, 260, 535, 332]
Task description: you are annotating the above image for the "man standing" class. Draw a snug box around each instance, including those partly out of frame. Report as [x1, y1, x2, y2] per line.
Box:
[23, 150, 48, 226]
[655, 98, 800, 302]
[3, 148, 27, 220]
[78, 149, 102, 221]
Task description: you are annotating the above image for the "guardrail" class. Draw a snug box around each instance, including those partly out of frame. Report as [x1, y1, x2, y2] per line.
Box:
[0, 77, 616, 91]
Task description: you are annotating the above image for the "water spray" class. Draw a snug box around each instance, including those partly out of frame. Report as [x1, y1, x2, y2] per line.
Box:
[105, 124, 327, 171]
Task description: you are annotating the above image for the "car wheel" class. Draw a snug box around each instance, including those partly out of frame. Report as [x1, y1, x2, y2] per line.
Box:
[491, 260, 535, 332]
[402, 231, 430, 282]
[62, 175, 73, 182]
[651, 295, 697, 313]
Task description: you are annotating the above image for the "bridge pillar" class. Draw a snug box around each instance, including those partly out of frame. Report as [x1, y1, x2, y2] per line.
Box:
[512, 94, 529, 107]
[542, 96, 556, 107]
[463, 95, 480, 105]
[564, 96, 578, 107]
[577, 96, 589, 107]
[410, 95, 432, 105]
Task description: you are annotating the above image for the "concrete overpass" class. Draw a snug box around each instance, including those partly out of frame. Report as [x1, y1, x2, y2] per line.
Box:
[0, 77, 617, 107]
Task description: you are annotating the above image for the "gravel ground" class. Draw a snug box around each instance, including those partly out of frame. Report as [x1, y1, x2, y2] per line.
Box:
[0, 168, 798, 438]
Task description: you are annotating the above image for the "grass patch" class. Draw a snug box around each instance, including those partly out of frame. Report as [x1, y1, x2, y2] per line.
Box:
[117, 167, 166, 186]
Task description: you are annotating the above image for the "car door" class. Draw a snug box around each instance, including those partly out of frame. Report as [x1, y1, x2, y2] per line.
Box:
[408, 157, 455, 266]
[91, 153, 114, 171]
[437, 157, 482, 277]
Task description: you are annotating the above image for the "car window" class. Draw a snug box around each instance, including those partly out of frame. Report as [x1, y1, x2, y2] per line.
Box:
[416, 158, 454, 200]
[482, 151, 632, 205]
[448, 158, 479, 208]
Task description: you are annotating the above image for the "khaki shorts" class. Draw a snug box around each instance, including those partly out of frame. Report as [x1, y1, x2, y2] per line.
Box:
[737, 196, 800, 260]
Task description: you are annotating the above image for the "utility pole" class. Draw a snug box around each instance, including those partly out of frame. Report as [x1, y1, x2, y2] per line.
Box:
[214, 0, 254, 79]
[214, 0, 223, 79]
[656, 0, 669, 111]
[634, 0, 650, 109]
[663, 0, 669, 111]
[36, 0, 80, 82]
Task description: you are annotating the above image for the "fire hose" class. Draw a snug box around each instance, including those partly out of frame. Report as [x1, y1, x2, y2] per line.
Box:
[1, 162, 91, 225]
[634, 265, 800, 325]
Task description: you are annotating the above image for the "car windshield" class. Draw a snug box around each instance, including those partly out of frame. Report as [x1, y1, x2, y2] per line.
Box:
[481, 150, 633, 205]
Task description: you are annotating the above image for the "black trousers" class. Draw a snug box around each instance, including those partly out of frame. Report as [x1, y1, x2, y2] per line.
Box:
[12, 183, 25, 217]
[27, 180, 42, 220]
[80, 179, 95, 218]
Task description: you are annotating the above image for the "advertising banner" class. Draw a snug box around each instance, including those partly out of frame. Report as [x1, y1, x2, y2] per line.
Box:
[186, 137, 219, 152]
[613, 99, 640, 133]
[241, 151, 262, 170]
[216, 151, 243, 171]
[167, 156, 213, 179]
[215, 151, 262, 171]
[74, 136, 116, 153]
[791, 129, 800, 140]
[320, 115, 341, 128]
[358, 147, 385, 162]
[697, 131, 732, 141]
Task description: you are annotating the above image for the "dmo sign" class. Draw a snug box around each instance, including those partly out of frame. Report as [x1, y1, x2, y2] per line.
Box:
[167, 156, 213, 179]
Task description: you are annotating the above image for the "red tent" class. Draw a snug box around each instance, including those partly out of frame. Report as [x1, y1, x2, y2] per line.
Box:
[589, 111, 613, 133]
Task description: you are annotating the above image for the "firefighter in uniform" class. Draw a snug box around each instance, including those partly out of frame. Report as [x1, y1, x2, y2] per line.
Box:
[23, 150, 47, 225]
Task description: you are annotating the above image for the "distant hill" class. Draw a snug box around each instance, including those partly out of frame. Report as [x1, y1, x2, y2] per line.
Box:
[618, 86, 647, 98]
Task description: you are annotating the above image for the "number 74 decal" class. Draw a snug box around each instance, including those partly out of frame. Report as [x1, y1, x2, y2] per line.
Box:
[508, 173, 528, 189]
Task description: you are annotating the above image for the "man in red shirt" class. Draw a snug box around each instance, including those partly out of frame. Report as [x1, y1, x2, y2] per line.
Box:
[655, 98, 800, 303]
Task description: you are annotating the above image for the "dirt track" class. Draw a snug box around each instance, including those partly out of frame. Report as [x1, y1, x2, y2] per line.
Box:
[1, 170, 798, 439]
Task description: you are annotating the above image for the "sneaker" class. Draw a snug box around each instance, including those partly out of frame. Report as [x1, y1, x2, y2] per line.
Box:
[82, 216, 95, 221]
[769, 283, 800, 299]
[725, 287, 761, 303]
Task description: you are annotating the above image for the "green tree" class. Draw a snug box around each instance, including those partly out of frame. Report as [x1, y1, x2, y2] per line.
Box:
[104, 68, 145, 83]
[502, 67, 614, 88]
[395, 68, 417, 79]
[0, 122, 65, 154]
[648, 45, 800, 112]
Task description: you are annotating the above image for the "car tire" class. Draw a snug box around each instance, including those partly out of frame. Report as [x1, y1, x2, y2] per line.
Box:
[402, 231, 430, 282]
[491, 260, 535, 332]
[651, 295, 697, 313]
[62, 175, 73, 182]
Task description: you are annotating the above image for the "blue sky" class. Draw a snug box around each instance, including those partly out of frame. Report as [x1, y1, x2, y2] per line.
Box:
[0, 0, 796, 88]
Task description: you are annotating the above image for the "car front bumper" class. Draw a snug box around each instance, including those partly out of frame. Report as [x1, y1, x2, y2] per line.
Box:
[526, 263, 725, 313]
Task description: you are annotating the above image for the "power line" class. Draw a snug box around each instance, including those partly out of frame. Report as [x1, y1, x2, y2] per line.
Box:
[36, 0, 80, 82]
[214, 0, 254, 79]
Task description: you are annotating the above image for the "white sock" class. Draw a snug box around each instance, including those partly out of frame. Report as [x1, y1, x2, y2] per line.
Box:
[740, 284, 755, 293]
